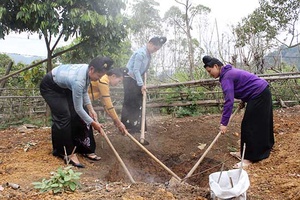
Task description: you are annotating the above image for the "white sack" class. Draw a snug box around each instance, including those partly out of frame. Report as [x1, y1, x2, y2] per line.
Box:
[209, 169, 250, 199]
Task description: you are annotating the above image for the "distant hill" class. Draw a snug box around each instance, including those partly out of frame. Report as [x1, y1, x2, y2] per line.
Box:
[265, 46, 300, 71]
[6, 53, 45, 65]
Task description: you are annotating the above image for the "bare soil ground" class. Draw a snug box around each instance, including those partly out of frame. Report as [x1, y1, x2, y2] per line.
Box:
[0, 105, 299, 200]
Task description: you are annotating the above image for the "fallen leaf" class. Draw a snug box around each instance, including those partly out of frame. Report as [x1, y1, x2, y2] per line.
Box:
[197, 143, 206, 150]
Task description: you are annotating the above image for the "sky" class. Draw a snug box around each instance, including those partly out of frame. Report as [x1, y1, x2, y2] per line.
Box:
[158, 0, 259, 25]
[0, 0, 259, 57]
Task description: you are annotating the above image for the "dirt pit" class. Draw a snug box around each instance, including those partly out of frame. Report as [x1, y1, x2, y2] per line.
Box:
[0, 106, 299, 200]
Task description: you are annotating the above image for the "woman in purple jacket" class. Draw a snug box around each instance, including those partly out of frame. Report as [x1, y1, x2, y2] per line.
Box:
[202, 55, 274, 168]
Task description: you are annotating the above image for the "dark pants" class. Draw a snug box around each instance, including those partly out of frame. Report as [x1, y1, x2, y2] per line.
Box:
[121, 76, 146, 133]
[40, 72, 95, 156]
[241, 87, 274, 162]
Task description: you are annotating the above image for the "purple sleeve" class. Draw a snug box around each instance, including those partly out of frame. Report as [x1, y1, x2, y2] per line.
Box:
[220, 79, 234, 126]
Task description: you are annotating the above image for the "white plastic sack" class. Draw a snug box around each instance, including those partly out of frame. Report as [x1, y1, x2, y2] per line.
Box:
[209, 169, 250, 200]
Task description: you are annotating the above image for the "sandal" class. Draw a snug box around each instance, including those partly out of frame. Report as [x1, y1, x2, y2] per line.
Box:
[230, 152, 241, 160]
[83, 153, 101, 161]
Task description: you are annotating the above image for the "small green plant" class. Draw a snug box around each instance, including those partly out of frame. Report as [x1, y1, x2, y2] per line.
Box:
[32, 166, 82, 194]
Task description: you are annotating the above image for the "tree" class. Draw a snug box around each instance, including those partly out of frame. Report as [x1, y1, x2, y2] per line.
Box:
[259, 0, 300, 48]
[0, 53, 45, 92]
[164, 6, 186, 76]
[0, 54, 13, 93]
[0, 0, 128, 72]
[129, 0, 162, 47]
[164, 0, 210, 80]
[0, 54, 13, 74]
[234, 0, 300, 72]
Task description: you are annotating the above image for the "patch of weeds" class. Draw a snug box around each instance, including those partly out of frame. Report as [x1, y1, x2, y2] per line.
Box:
[32, 166, 82, 194]
[175, 105, 199, 118]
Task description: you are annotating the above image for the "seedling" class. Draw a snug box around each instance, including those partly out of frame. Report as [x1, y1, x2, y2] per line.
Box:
[32, 166, 82, 194]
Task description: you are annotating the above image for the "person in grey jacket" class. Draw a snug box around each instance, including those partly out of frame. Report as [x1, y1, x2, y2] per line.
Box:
[121, 36, 167, 134]
[40, 57, 113, 168]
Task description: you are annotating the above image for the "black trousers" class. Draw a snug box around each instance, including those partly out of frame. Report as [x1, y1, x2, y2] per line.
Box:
[241, 87, 274, 162]
[121, 76, 146, 133]
[40, 72, 95, 156]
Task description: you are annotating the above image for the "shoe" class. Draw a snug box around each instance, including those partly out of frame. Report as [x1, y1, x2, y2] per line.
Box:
[69, 159, 85, 168]
[83, 153, 101, 161]
[233, 160, 252, 169]
[230, 152, 241, 161]
[64, 155, 85, 168]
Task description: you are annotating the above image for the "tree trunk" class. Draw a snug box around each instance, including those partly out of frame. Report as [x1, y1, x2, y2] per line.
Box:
[184, 1, 195, 80]
[0, 61, 13, 95]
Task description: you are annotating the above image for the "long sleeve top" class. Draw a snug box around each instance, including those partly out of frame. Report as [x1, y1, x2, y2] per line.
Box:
[126, 46, 151, 86]
[219, 64, 269, 126]
[88, 75, 119, 121]
[51, 64, 93, 125]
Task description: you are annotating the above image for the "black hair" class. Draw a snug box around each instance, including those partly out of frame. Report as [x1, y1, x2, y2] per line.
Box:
[202, 55, 224, 68]
[106, 68, 128, 77]
[149, 36, 167, 47]
[88, 57, 114, 73]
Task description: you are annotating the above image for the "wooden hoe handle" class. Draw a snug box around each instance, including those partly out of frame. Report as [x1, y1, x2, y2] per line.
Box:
[101, 129, 136, 183]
